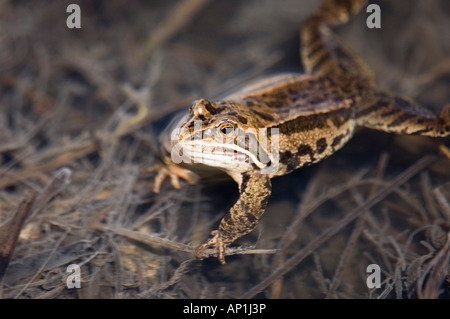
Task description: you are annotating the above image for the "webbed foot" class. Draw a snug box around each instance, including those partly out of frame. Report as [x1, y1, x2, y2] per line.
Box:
[146, 162, 199, 193]
[195, 230, 229, 264]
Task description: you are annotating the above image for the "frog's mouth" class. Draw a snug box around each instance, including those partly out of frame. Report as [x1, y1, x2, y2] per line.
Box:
[176, 139, 271, 170]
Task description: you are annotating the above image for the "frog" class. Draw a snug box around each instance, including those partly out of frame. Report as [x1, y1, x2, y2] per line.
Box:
[153, 0, 450, 264]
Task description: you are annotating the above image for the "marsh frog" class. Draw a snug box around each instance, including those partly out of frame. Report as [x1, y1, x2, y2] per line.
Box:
[154, 0, 450, 264]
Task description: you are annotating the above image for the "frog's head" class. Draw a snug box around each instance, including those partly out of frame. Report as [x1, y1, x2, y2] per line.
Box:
[171, 99, 277, 173]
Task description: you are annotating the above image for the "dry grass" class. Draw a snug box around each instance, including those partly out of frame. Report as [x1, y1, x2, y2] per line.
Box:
[0, 0, 449, 298]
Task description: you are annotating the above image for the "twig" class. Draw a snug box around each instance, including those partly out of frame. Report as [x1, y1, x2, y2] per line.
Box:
[433, 139, 450, 161]
[150, 0, 211, 49]
[417, 231, 450, 299]
[326, 153, 389, 297]
[103, 226, 277, 260]
[418, 57, 450, 88]
[14, 231, 69, 298]
[28, 167, 72, 220]
[270, 169, 367, 298]
[432, 187, 450, 221]
[0, 193, 36, 282]
[109, 227, 193, 253]
[240, 156, 437, 299]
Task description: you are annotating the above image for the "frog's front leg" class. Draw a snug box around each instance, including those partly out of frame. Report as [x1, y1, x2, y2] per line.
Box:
[149, 161, 199, 193]
[195, 171, 271, 264]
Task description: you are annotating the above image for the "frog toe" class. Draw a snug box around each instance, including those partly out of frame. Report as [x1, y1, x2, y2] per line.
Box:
[146, 163, 199, 193]
[195, 230, 228, 264]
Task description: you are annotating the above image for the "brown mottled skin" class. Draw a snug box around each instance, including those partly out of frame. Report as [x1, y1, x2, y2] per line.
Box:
[155, 0, 450, 264]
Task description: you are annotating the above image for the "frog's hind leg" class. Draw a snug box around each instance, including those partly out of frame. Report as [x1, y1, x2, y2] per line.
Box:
[356, 91, 450, 138]
[196, 171, 272, 264]
[301, 0, 375, 86]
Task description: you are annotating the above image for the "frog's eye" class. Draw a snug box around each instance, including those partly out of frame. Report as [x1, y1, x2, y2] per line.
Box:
[217, 121, 236, 138]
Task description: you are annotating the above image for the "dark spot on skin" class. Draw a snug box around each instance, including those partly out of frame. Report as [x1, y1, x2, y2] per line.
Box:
[273, 92, 287, 100]
[302, 27, 321, 48]
[388, 113, 415, 127]
[329, 108, 352, 128]
[253, 110, 274, 122]
[380, 109, 402, 118]
[204, 101, 218, 115]
[260, 195, 270, 210]
[307, 97, 324, 104]
[316, 138, 327, 154]
[276, 113, 327, 135]
[239, 200, 250, 214]
[223, 214, 235, 228]
[356, 100, 387, 118]
[306, 41, 325, 59]
[263, 178, 271, 190]
[417, 119, 424, 124]
[280, 150, 300, 173]
[311, 52, 330, 74]
[297, 144, 315, 162]
[288, 88, 309, 101]
[244, 100, 255, 107]
[245, 213, 257, 225]
[331, 134, 345, 149]
[297, 144, 313, 155]
[218, 101, 228, 108]
[356, 82, 365, 92]
[197, 114, 206, 121]
[286, 157, 301, 173]
[217, 104, 228, 115]
[266, 101, 283, 108]
[236, 115, 248, 125]
[240, 174, 250, 191]
[279, 150, 292, 165]
[412, 128, 432, 135]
